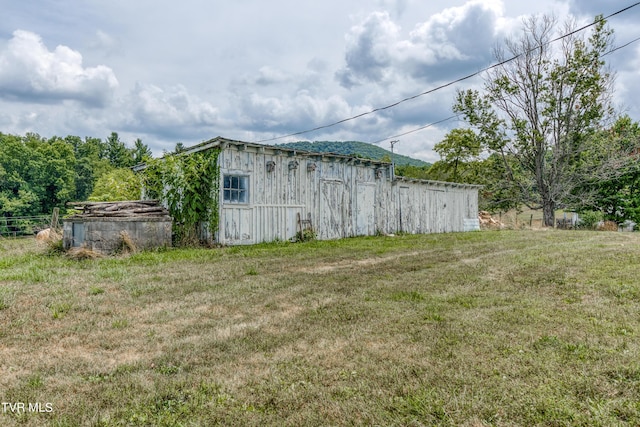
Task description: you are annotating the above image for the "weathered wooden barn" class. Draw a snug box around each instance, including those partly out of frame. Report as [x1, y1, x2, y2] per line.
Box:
[154, 136, 480, 245]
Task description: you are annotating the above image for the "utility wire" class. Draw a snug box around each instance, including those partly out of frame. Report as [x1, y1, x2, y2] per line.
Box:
[370, 115, 459, 144]
[605, 35, 640, 56]
[252, 2, 640, 144]
[371, 33, 640, 145]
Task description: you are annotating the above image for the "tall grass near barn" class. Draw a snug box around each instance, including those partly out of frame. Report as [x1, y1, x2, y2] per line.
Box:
[1, 230, 640, 425]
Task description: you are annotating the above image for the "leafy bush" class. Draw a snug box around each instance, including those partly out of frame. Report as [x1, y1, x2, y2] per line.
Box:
[577, 211, 603, 229]
[89, 168, 141, 202]
[143, 149, 220, 246]
[295, 228, 316, 242]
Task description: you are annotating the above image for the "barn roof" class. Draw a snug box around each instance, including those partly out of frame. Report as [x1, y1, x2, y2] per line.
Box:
[135, 136, 482, 189]
[183, 136, 392, 167]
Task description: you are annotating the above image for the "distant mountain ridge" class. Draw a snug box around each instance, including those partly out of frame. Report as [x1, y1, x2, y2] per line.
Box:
[277, 141, 430, 167]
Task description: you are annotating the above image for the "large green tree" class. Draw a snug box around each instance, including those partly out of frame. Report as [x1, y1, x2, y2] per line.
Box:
[425, 129, 522, 212]
[34, 136, 77, 214]
[133, 138, 153, 164]
[0, 132, 153, 221]
[0, 133, 77, 217]
[106, 132, 135, 168]
[65, 135, 112, 201]
[428, 128, 483, 183]
[0, 133, 39, 217]
[580, 116, 640, 224]
[454, 15, 615, 226]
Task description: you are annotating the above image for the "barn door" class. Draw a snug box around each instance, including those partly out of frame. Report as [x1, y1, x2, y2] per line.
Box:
[356, 183, 376, 236]
[319, 180, 344, 239]
[72, 222, 84, 247]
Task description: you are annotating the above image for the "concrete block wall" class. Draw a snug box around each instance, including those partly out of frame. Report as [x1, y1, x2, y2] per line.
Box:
[63, 217, 172, 254]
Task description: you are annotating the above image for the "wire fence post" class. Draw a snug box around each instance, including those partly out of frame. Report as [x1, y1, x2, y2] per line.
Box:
[51, 208, 60, 230]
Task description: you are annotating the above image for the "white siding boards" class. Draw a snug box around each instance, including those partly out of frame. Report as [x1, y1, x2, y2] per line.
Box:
[184, 137, 480, 245]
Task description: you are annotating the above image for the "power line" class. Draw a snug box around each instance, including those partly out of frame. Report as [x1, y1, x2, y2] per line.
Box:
[371, 32, 640, 145]
[251, 2, 640, 144]
[372, 33, 640, 145]
[370, 115, 459, 144]
[605, 35, 640, 56]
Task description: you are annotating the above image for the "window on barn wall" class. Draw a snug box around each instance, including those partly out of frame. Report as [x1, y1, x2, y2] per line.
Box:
[223, 175, 249, 203]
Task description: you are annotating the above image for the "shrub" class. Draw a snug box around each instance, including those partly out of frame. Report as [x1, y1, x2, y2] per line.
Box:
[89, 168, 141, 202]
[577, 211, 603, 229]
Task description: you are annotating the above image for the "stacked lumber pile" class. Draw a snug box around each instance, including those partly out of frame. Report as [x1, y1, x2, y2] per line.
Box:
[67, 200, 171, 219]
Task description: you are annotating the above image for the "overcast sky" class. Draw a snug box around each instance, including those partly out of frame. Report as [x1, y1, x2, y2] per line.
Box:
[1, 0, 639, 162]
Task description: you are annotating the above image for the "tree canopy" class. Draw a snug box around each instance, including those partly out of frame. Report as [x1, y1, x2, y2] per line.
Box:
[88, 168, 141, 202]
[0, 132, 150, 220]
[454, 15, 616, 226]
[577, 116, 640, 224]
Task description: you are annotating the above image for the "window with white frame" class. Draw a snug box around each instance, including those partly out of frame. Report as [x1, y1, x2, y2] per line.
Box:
[223, 175, 249, 203]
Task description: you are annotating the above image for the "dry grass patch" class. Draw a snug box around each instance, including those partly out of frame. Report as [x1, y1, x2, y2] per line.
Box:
[1, 231, 640, 425]
[66, 246, 103, 260]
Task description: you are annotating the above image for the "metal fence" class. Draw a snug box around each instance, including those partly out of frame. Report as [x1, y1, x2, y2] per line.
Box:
[0, 215, 55, 238]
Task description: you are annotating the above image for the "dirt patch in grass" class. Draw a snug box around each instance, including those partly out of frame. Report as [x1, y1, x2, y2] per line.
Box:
[2, 231, 640, 425]
[295, 250, 426, 274]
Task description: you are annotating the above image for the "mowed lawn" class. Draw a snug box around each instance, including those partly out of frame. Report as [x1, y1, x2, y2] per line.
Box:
[1, 230, 640, 426]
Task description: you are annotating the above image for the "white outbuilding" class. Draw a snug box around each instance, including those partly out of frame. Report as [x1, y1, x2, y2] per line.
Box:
[148, 136, 480, 245]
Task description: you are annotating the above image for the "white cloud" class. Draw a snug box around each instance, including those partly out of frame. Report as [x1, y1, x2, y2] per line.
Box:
[254, 66, 292, 86]
[236, 90, 354, 133]
[336, 11, 400, 88]
[337, 0, 506, 88]
[401, 0, 504, 69]
[0, 30, 118, 106]
[566, 0, 636, 18]
[115, 83, 222, 143]
[0, 0, 637, 160]
[88, 30, 120, 57]
[374, 0, 409, 17]
[613, 43, 640, 119]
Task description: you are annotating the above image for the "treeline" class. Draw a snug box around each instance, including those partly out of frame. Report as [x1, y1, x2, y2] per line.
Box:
[397, 116, 640, 226]
[0, 132, 151, 219]
[3, 115, 640, 227]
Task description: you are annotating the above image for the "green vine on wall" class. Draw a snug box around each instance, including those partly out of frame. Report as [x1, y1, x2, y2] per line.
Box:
[142, 148, 220, 245]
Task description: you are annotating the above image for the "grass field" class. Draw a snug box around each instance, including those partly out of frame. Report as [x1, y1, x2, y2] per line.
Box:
[486, 208, 573, 229]
[1, 230, 640, 426]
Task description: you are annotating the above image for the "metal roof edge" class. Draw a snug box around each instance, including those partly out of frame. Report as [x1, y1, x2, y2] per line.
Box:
[393, 175, 483, 189]
[186, 136, 393, 166]
[136, 137, 472, 174]
[131, 136, 229, 171]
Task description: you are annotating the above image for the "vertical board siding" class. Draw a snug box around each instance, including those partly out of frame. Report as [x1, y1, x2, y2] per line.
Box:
[319, 180, 345, 240]
[356, 183, 376, 235]
[213, 142, 479, 245]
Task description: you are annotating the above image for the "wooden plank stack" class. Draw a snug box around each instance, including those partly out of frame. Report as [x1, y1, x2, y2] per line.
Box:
[67, 200, 171, 219]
